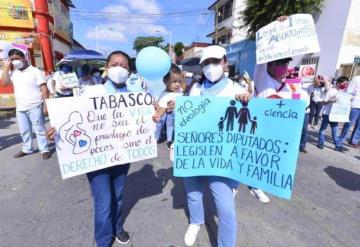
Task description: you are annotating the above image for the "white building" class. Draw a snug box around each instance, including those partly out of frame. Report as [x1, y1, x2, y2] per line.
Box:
[207, 0, 360, 79]
[207, 0, 248, 44]
[290, 0, 360, 78]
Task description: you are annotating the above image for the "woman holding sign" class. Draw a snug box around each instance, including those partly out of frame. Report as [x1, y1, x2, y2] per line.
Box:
[252, 15, 311, 203]
[52, 63, 74, 98]
[168, 45, 250, 247]
[47, 50, 143, 247]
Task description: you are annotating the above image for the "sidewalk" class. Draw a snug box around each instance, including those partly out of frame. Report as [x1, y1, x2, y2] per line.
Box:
[0, 117, 359, 247]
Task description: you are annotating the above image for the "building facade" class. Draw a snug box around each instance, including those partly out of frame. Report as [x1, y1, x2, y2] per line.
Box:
[207, 0, 255, 77]
[0, 0, 80, 108]
[291, 0, 360, 79]
[208, 0, 360, 80]
[183, 42, 211, 59]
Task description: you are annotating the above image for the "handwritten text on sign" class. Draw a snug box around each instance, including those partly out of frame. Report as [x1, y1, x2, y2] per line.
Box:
[174, 97, 306, 199]
[60, 72, 79, 88]
[256, 14, 320, 64]
[329, 92, 352, 122]
[47, 92, 157, 179]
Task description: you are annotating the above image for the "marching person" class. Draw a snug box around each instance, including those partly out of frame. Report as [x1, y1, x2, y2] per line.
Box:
[47, 50, 144, 247]
[308, 75, 330, 130]
[253, 16, 310, 202]
[340, 76, 360, 147]
[1, 49, 51, 160]
[167, 45, 250, 247]
[79, 64, 97, 87]
[317, 77, 350, 152]
[52, 63, 74, 98]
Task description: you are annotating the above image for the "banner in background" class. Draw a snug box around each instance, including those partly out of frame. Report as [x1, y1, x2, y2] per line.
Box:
[0, 0, 34, 29]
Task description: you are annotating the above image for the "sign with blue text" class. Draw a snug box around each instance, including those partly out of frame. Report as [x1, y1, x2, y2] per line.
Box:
[174, 97, 306, 199]
[47, 92, 157, 179]
[256, 14, 320, 64]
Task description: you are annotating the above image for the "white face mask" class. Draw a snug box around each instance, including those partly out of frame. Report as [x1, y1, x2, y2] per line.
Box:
[224, 72, 229, 77]
[203, 63, 224, 82]
[12, 60, 24, 70]
[107, 66, 129, 84]
[93, 72, 100, 77]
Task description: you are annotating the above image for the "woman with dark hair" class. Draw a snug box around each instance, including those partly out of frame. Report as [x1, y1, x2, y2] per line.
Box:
[48, 50, 142, 246]
[79, 64, 97, 86]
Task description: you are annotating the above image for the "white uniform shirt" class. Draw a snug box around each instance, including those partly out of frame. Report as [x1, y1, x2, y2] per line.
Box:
[322, 88, 338, 115]
[10, 65, 45, 111]
[190, 77, 246, 97]
[347, 76, 360, 108]
[158, 91, 183, 108]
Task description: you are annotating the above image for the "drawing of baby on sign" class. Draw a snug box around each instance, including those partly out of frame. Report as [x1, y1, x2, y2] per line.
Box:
[57, 111, 91, 154]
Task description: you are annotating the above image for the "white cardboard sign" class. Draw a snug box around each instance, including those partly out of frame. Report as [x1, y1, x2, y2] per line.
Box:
[256, 14, 321, 64]
[47, 92, 157, 179]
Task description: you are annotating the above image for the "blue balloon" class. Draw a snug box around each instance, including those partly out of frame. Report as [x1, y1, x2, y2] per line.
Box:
[136, 46, 171, 81]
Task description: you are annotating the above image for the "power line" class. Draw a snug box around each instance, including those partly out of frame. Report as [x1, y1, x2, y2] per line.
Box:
[70, 18, 213, 27]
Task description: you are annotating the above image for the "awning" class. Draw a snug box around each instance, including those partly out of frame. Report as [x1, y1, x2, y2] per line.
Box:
[181, 57, 201, 73]
[63, 49, 105, 61]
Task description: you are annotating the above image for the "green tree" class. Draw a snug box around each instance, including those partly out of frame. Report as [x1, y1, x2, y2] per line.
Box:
[240, 0, 325, 39]
[174, 42, 184, 57]
[133, 36, 165, 53]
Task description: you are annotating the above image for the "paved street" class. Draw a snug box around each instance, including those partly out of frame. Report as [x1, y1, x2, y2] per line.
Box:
[0, 115, 359, 247]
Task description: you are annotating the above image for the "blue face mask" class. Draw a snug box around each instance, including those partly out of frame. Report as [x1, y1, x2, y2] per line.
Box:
[61, 65, 71, 74]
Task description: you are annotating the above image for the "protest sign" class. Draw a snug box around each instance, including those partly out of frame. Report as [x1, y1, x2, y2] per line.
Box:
[256, 14, 320, 64]
[329, 92, 352, 122]
[47, 92, 157, 179]
[60, 72, 79, 88]
[174, 97, 306, 200]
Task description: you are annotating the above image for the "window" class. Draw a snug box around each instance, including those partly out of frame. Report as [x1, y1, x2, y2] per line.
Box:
[8, 6, 29, 20]
[216, 0, 233, 24]
[301, 56, 320, 66]
[224, 0, 233, 20]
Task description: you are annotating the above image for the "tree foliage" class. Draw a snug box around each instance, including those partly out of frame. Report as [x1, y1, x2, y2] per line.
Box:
[133, 36, 165, 53]
[174, 42, 184, 57]
[240, 0, 325, 39]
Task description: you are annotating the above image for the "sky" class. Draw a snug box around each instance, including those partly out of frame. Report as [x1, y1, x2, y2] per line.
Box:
[70, 0, 215, 57]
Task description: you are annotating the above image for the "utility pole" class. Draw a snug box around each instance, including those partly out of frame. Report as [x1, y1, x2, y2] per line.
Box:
[215, 4, 219, 44]
[95, 25, 99, 52]
[34, 0, 54, 74]
[169, 31, 172, 61]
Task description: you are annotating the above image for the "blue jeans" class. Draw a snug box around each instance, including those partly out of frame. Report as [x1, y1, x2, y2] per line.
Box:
[309, 101, 323, 125]
[318, 115, 342, 148]
[300, 113, 310, 151]
[16, 103, 48, 153]
[154, 112, 175, 142]
[183, 176, 237, 247]
[87, 164, 130, 247]
[340, 108, 360, 144]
